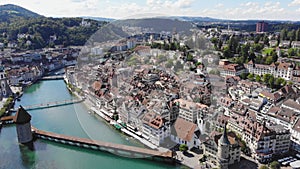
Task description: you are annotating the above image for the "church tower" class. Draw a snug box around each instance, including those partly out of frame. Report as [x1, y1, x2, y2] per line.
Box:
[13, 106, 33, 144]
[217, 124, 230, 169]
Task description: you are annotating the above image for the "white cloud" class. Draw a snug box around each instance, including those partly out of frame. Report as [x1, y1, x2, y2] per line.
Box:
[199, 1, 291, 20]
[215, 3, 224, 8]
[241, 2, 259, 7]
[174, 0, 194, 8]
[0, 0, 299, 21]
[70, 0, 85, 2]
[146, 0, 193, 9]
[289, 0, 300, 6]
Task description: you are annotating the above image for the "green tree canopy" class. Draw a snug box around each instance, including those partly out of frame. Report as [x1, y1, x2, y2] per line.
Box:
[255, 75, 261, 82]
[259, 165, 269, 169]
[223, 46, 232, 58]
[179, 144, 188, 152]
[240, 72, 248, 80]
[275, 78, 286, 86]
[262, 74, 271, 83]
[247, 73, 254, 81]
[270, 161, 280, 169]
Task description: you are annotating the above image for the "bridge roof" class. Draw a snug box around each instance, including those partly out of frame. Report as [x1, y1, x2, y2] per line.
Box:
[32, 127, 173, 158]
[13, 106, 31, 124]
[0, 116, 14, 121]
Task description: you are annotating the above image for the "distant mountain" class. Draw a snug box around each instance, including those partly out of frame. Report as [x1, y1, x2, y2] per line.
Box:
[114, 18, 193, 33]
[81, 16, 115, 22]
[169, 16, 300, 24]
[167, 16, 224, 22]
[0, 4, 42, 22]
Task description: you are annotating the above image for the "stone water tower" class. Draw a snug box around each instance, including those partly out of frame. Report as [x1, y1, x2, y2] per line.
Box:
[217, 124, 230, 169]
[13, 106, 33, 144]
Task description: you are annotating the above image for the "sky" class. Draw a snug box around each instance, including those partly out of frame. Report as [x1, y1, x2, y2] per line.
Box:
[1, 0, 300, 21]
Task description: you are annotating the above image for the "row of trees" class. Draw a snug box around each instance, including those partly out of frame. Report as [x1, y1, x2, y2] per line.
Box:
[150, 41, 189, 53]
[212, 35, 278, 65]
[280, 28, 300, 41]
[288, 48, 300, 57]
[240, 73, 288, 89]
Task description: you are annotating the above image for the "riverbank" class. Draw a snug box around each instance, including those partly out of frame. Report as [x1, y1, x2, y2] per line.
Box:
[64, 82, 201, 168]
[1, 80, 181, 169]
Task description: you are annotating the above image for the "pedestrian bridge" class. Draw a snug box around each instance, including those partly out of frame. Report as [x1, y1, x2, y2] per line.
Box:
[0, 115, 14, 124]
[41, 75, 64, 80]
[11, 98, 84, 112]
[31, 127, 174, 160]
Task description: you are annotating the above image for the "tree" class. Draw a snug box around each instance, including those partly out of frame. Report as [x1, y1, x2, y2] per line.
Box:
[255, 75, 261, 82]
[254, 35, 260, 44]
[268, 75, 275, 88]
[271, 51, 278, 63]
[179, 144, 188, 152]
[247, 73, 254, 81]
[280, 28, 288, 41]
[263, 74, 272, 84]
[218, 39, 223, 50]
[228, 36, 239, 53]
[288, 48, 296, 57]
[296, 28, 300, 41]
[287, 29, 296, 41]
[252, 43, 264, 52]
[265, 56, 273, 65]
[186, 54, 194, 61]
[211, 37, 218, 49]
[275, 78, 286, 87]
[240, 72, 248, 80]
[249, 52, 256, 62]
[259, 165, 269, 169]
[270, 161, 280, 169]
[241, 44, 250, 59]
[223, 46, 232, 58]
[264, 35, 269, 46]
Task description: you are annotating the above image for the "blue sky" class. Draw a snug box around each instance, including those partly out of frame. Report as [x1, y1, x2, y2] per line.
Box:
[1, 0, 300, 20]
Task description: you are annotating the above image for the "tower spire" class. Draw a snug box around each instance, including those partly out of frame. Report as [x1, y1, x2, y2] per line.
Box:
[219, 123, 230, 145]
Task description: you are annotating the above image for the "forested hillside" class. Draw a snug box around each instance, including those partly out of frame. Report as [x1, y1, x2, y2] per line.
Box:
[0, 4, 107, 49]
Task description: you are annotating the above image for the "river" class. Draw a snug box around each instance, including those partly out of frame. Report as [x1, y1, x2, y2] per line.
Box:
[0, 80, 182, 169]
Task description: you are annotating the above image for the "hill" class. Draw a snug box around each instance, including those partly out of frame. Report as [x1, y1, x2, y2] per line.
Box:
[0, 4, 114, 49]
[115, 18, 193, 33]
[81, 16, 115, 22]
[0, 4, 42, 22]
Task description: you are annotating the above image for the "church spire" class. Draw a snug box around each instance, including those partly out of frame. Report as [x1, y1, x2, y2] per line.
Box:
[219, 123, 230, 145]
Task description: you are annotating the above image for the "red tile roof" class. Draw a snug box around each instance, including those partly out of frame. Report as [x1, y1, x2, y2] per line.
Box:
[174, 118, 197, 142]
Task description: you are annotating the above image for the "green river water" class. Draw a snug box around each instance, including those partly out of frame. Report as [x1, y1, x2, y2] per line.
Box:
[0, 80, 182, 169]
